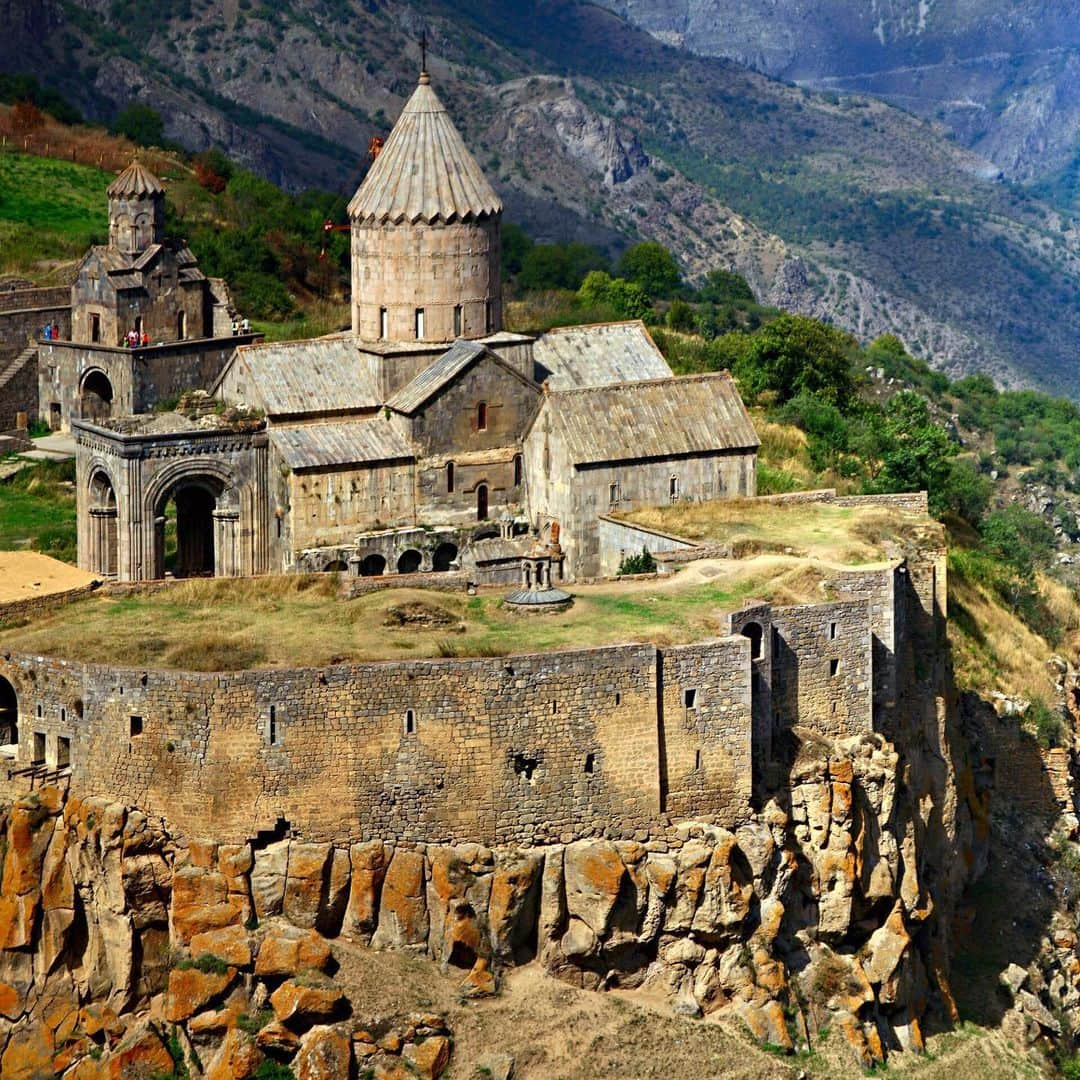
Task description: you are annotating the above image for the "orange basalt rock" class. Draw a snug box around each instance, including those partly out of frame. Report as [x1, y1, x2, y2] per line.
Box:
[1, 1018, 55, 1080]
[294, 1025, 353, 1080]
[254, 925, 333, 977]
[0, 978, 22, 1019]
[270, 979, 346, 1025]
[106, 1021, 175, 1080]
[343, 842, 390, 941]
[372, 849, 429, 950]
[403, 1035, 452, 1079]
[190, 924, 253, 968]
[205, 1025, 262, 1080]
[165, 965, 237, 1022]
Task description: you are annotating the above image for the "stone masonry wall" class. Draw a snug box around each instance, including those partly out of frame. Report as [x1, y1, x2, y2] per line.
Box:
[0, 582, 902, 851]
[772, 599, 873, 739]
[0, 643, 742, 848]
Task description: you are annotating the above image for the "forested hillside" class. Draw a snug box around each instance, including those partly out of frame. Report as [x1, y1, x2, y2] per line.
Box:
[1, 1, 1078, 396]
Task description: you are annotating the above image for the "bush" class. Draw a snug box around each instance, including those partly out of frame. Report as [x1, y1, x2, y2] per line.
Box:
[665, 298, 696, 332]
[111, 102, 165, 146]
[1029, 699, 1067, 749]
[618, 548, 657, 575]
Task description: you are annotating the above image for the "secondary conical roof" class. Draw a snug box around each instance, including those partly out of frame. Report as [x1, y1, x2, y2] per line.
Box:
[107, 160, 165, 198]
[348, 72, 502, 225]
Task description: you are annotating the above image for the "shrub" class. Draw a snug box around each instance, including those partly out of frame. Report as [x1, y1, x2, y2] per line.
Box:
[665, 298, 696, 332]
[1029, 699, 1067, 750]
[618, 241, 681, 298]
[111, 102, 165, 146]
[618, 547, 657, 575]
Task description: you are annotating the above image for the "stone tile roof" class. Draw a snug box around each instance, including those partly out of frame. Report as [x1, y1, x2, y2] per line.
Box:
[532, 321, 672, 389]
[86, 243, 204, 290]
[347, 74, 502, 225]
[231, 337, 383, 417]
[385, 339, 487, 414]
[107, 160, 165, 198]
[270, 420, 414, 470]
[540, 372, 760, 465]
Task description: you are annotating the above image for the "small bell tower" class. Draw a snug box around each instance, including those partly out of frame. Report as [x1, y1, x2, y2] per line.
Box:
[107, 160, 165, 256]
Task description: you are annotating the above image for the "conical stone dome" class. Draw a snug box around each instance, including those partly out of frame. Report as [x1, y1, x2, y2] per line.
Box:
[348, 73, 501, 225]
[349, 73, 503, 344]
[107, 160, 165, 199]
[107, 161, 165, 255]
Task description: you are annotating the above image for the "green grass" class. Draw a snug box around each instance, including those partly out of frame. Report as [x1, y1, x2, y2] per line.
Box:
[0, 151, 110, 276]
[0, 459, 77, 562]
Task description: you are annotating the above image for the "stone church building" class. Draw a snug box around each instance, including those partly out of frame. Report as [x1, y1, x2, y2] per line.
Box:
[73, 70, 759, 583]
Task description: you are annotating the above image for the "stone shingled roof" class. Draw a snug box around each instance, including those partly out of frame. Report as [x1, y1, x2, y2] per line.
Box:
[540, 373, 760, 466]
[227, 337, 383, 417]
[269, 420, 414, 470]
[385, 339, 486, 414]
[107, 161, 164, 198]
[347, 74, 502, 225]
[532, 321, 672, 389]
[387, 339, 538, 415]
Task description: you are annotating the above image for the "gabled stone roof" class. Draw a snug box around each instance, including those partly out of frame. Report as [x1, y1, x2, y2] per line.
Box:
[386, 339, 540, 416]
[347, 73, 502, 225]
[107, 160, 164, 198]
[532, 321, 672, 390]
[270, 420, 414, 470]
[538, 372, 760, 466]
[225, 337, 383, 418]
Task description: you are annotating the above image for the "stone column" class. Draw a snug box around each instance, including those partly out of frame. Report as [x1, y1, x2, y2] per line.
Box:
[214, 507, 240, 577]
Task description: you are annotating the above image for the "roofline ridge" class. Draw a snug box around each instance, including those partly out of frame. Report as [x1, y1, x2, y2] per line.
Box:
[541, 318, 648, 334]
[546, 369, 736, 397]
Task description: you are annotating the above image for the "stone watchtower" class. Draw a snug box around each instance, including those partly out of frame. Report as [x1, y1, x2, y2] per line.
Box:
[107, 161, 164, 256]
[348, 71, 503, 343]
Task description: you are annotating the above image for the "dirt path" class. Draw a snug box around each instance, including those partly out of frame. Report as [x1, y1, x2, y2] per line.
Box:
[0, 551, 97, 604]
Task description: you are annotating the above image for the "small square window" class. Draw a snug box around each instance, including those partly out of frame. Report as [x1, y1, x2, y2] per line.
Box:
[130, 715, 143, 737]
[829, 659, 840, 677]
[683, 688, 697, 708]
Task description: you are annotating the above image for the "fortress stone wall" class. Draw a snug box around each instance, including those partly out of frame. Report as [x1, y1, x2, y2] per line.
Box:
[0, 547, 952, 851]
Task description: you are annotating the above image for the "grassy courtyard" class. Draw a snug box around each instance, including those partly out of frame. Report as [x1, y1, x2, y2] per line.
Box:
[0, 495, 932, 670]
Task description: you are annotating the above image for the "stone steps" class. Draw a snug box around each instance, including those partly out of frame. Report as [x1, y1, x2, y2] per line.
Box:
[0, 343, 37, 392]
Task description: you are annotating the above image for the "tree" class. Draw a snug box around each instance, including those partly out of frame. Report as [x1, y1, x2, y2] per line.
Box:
[736, 314, 856, 405]
[518, 242, 608, 291]
[618, 241, 681, 298]
[501, 222, 533, 278]
[940, 458, 993, 525]
[868, 391, 954, 513]
[981, 504, 1056, 580]
[111, 103, 165, 146]
[698, 268, 755, 304]
[576, 272, 651, 320]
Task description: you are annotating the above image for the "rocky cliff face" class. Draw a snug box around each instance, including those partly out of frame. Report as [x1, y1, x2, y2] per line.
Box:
[599, 0, 1080, 184]
[0, 696, 998, 1076]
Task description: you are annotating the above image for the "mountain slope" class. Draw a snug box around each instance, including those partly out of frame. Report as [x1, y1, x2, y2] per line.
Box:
[599, 0, 1080, 186]
[5, 0, 1080, 394]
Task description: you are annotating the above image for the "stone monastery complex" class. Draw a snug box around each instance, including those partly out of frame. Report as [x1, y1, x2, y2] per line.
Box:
[0, 69, 946, 856]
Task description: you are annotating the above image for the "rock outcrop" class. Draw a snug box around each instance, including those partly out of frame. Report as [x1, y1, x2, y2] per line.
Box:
[0, 691, 992, 1073]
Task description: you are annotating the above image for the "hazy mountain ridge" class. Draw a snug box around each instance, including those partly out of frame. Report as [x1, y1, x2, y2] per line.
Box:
[599, 0, 1080, 185]
[4, 0, 1080, 393]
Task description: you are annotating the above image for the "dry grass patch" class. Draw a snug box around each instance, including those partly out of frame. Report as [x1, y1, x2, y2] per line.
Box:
[620, 498, 934, 566]
[947, 556, 1078, 701]
[0, 558, 832, 670]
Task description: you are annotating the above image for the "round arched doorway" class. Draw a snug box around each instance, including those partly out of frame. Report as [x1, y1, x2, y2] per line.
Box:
[79, 370, 114, 422]
[154, 476, 226, 578]
[0, 676, 17, 748]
